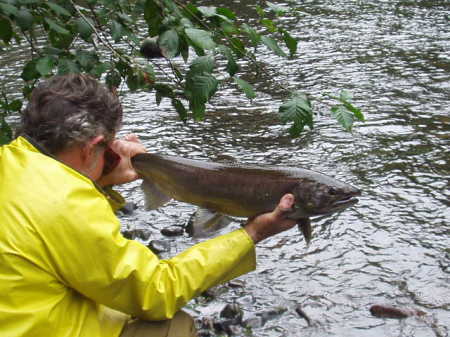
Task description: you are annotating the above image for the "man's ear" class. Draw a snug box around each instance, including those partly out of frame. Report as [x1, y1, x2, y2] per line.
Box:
[80, 135, 105, 163]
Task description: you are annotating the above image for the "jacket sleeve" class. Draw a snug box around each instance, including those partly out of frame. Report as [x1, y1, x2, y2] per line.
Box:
[38, 190, 256, 321]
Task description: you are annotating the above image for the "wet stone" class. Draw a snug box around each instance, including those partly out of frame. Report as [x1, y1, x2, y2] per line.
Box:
[227, 279, 245, 288]
[235, 294, 255, 306]
[259, 305, 287, 321]
[295, 304, 312, 326]
[121, 229, 134, 240]
[121, 228, 151, 241]
[119, 202, 138, 215]
[213, 319, 242, 335]
[220, 303, 243, 323]
[200, 285, 228, 300]
[133, 228, 151, 241]
[197, 316, 215, 330]
[160, 226, 184, 237]
[243, 315, 265, 329]
[147, 240, 170, 254]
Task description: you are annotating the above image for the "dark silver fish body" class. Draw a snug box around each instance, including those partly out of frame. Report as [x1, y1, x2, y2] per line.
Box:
[131, 153, 361, 241]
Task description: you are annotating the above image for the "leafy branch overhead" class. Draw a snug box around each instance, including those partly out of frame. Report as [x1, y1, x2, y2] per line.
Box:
[0, 0, 364, 145]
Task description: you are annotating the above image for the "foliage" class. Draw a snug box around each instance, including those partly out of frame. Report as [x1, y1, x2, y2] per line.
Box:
[0, 0, 364, 145]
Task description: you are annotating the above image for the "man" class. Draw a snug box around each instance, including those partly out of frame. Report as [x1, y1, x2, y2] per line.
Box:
[0, 74, 297, 337]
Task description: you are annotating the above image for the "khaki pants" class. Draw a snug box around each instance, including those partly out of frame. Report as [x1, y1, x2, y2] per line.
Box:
[119, 311, 197, 337]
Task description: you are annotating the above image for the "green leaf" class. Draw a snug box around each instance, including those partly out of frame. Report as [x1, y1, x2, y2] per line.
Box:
[155, 91, 162, 105]
[75, 17, 94, 41]
[241, 23, 261, 46]
[339, 90, 352, 101]
[126, 70, 145, 92]
[45, 18, 70, 35]
[220, 21, 238, 34]
[157, 29, 179, 58]
[283, 31, 298, 57]
[76, 50, 98, 70]
[198, 6, 233, 23]
[218, 45, 238, 77]
[261, 19, 277, 33]
[261, 36, 287, 57]
[255, 5, 265, 17]
[188, 56, 215, 75]
[197, 6, 217, 18]
[154, 83, 174, 105]
[331, 105, 354, 131]
[105, 70, 121, 89]
[331, 90, 365, 122]
[185, 73, 218, 102]
[15, 8, 34, 31]
[57, 58, 80, 75]
[267, 2, 289, 15]
[279, 92, 314, 137]
[144, 64, 156, 83]
[48, 30, 74, 49]
[171, 98, 187, 121]
[234, 76, 256, 99]
[90, 62, 110, 78]
[0, 16, 13, 43]
[179, 35, 189, 62]
[36, 56, 57, 76]
[21, 59, 40, 81]
[185, 28, 216, 50]
[229, 37, 246, 57]
[111, 20, 125, 42]
[0, 3, 18, 16]
[0, 119, 13, 145]
[190, 100, 205, 121]
[217, 8, 236, 21]
[8, 99, 22, 111]
[144, 0, 163, 37]
[47, 2, 71, 17]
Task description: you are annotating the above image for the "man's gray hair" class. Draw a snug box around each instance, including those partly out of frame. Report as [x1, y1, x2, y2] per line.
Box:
[18, 74, 123, 154]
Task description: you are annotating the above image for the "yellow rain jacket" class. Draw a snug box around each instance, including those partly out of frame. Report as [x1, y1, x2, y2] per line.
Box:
[0, 137, 256, 337]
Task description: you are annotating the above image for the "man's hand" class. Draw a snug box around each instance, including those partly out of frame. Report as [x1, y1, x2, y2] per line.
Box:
[244, 194, 297, 244]
[97, 134, 146, 186]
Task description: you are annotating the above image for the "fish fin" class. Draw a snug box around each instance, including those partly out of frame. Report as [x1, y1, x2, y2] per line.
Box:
[141, 179, 172, 210]
[187, 208, 232, 238]
[298, 218, 312, 245]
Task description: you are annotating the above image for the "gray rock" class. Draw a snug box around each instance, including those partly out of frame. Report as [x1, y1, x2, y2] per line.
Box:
[161, 226, 184, 237]
[147, 240, 170, 254]
[220, 303, 243, 323]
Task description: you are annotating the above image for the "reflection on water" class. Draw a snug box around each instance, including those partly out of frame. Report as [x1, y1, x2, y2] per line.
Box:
[2, 0, 449, 336]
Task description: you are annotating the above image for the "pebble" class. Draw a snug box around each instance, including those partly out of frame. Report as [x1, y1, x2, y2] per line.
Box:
[369, 304, 426, 319]
[295, 304, 312, 326]
[161, 225, 185, 237]
[122, 228, 151, 241]
[227, 279, 246, 288]
[220, 303, 243, 323]
[119, 202, 138, 215]
[147, 240, 170, 254]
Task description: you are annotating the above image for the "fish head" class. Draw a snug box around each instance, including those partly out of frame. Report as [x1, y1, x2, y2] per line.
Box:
[291, 174, 361, 217]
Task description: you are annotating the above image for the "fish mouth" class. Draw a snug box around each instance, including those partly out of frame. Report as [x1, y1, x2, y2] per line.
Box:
[332, 195, 359, 209]
[331, 189, 361, 211]
[315, 191, 361, 215]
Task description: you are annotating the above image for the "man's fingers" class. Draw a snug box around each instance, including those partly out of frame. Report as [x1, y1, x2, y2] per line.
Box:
[267, 194, 295, 222]
[123, 133, 141, 143]
[277, 194, 295, 213]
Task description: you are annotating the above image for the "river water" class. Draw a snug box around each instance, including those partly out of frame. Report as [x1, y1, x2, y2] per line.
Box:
[1, 0, 449, 336]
